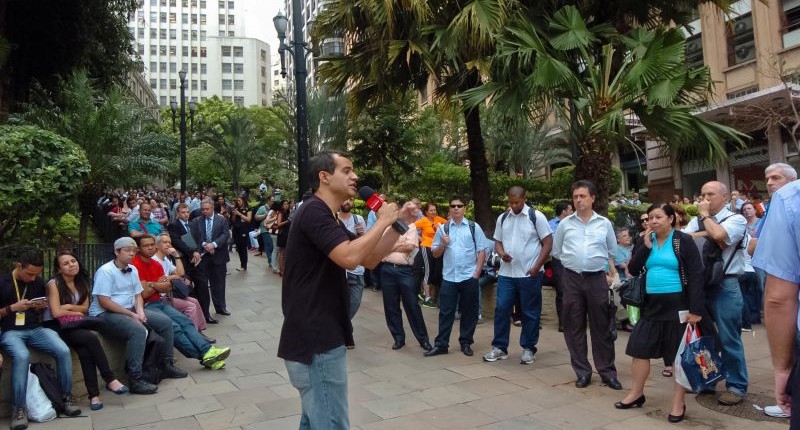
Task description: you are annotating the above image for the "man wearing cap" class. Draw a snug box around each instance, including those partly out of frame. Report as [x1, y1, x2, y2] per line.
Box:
[89, 237, 187, 395]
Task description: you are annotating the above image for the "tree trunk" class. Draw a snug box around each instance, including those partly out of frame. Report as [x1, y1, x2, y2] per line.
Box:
[575, 136, 612, 216]
[463, 107, 493, 234]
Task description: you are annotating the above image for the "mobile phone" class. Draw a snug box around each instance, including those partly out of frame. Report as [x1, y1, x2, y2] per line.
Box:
[29, 297, 47, 302]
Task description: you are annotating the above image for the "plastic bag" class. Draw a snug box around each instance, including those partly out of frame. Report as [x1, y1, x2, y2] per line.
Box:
[627, 306, 640, 325]
[674, 324, 693, 391]
[677, 324, 726, 392]
[26, 368, 56, 422]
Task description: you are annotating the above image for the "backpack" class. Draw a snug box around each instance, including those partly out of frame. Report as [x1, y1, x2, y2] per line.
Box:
[698, 214, 745, 287]
[142, 328, 166, 385]
[499, 206, 543, 241]
[29, 362, 63, 414]
[443, 220, 477, 252]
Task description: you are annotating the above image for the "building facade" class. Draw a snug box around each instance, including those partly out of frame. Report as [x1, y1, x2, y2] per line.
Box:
[129, 0, 272, 107]
[640, 0, 800, 200]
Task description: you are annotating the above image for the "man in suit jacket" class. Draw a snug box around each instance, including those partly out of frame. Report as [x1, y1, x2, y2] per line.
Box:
[189, 198, 231, 321]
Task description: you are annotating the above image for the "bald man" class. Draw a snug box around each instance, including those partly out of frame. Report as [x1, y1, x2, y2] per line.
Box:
[683, 180, 749, 406]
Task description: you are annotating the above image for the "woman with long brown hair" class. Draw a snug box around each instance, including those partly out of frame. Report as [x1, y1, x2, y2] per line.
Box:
[47, 251, 127, 411]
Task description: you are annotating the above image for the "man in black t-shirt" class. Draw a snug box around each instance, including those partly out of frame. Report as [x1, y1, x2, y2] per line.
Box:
[278, 150, 400, 429]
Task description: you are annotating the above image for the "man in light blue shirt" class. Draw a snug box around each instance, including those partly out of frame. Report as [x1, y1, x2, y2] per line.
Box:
[552, 180, 620, 390]
[425, 197, 490, 358]
[548, 200, 573, 233]
[752, 179, 800, 421]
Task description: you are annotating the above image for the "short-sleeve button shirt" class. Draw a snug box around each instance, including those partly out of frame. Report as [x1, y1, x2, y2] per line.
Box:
[552, 212, 616, 273]
[493, 205, 552, 277]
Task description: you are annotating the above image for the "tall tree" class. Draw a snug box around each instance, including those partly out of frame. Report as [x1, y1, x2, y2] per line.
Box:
[463, 6, 745, 213]
[313, 0, 512, 230]
[308, 86, 348, 153]
[13, 70, 174, 241]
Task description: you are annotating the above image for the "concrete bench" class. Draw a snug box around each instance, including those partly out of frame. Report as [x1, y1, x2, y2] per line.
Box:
[0, 331, 127, 417]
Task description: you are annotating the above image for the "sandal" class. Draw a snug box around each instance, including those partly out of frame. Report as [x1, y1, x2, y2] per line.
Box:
[662, 367, 673, 378]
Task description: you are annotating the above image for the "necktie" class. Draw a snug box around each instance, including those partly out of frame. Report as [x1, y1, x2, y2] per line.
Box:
[205, 217, 213, 242]
[182, 221, 189, 233]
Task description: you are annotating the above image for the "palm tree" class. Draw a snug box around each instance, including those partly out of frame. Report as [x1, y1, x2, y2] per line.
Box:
[463, 6, 745, 213]
[13, 70, 174, 241]
[308, 86, 348, 153]
[195, 110, 267, 194]
[313, 0, 513, 229]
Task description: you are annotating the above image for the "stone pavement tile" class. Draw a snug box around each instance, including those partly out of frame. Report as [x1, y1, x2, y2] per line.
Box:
[466, 392, 546, 420]
[349, 382, 383, 403]
[362, 380, 420, 398]
[413, 403, 498, 429]
[215, 386, 281, 409]
[527, 403, 618, 429]
[241, 415, 300, 430]
[267, 383, 300, 399]
[360, 414, 435, 430]
[128, 416, 202, 430]
[453, 376, 527, 398]
[234, 322, 272, 332]
[195, 404, 269, 430]
[157, 395, 225, 420]
[411, 385, 482, 408]
[361, 393, 435, 419]
[188, 366, 246, 384]
[446, 363, 510, 380]
[92, 405, 164, 430]
[179, 380, 239, 399]
[348, 371, 380, 386]
[227, 330, 273, 344]
[527, 363, 580, 387]
[120, 387, 183, 409]
[228, 341, 267, 356]
[402, 369, 469, 389]
[236, 360, 285, 377]
[350, 403, 382, 427]
[362, 362, 423, 380]
[477, 416, 558, 430]
[232, 373, 287, 390]
[254, 397, 302, 420]
[513, 386, 587, 409]
[19, 416, 92, 430]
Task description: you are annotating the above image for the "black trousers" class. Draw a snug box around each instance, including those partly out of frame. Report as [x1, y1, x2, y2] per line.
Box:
[233, 230, 249, 269]
[561, 268, 617, 380]
[59, 328, 116, 398]
[551, 258, 565, 329]
[435, 277, 479, 349]
[192, 259, 228, 317]
[381, 264, 429, 346]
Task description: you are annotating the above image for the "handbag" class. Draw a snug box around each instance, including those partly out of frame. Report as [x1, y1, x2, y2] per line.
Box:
[171, 278, 193, 299]
[56, 314, 84, 326]
[619, 270, 646, 307]
[677, 324, 726, 392]
[607, 289, 618, 342]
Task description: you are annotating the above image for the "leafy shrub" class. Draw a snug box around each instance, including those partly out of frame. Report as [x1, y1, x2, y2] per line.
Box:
[550, 165, 623, 199]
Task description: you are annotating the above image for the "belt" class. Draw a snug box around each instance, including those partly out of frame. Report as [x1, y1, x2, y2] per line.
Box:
[382, 262, 412, 268]
[565, 268, 605, 278]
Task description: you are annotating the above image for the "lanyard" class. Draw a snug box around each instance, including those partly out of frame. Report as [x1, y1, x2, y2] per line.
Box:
[10, 270, 28, 302]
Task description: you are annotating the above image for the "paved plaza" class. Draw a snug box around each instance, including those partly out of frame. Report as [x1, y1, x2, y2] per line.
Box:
[2, 253, 788, 430]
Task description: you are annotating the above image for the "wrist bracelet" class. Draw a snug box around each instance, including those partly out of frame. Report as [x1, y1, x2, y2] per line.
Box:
[5, 305, 12, 314]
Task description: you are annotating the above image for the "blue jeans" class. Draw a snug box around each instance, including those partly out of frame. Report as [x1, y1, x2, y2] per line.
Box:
[738, 271, 761, 327]
[260, 232, 274, 265]
[708, 276, 748, 396]
[0, 327, 73, 407]
[347, 273, 365, 320]
[436, 278, 479, 349]
[493, 273, 543, 353]
[145, 301, 211, 359]
[98, 309, 174, 378]
[285, 345, 348, 430]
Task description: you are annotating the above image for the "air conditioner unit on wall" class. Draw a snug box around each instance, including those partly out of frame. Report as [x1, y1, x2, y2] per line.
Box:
[735, 40, 756, 63]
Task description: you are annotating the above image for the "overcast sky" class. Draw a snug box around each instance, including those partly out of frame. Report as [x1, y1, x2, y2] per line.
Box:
[242, 0, 286, 58]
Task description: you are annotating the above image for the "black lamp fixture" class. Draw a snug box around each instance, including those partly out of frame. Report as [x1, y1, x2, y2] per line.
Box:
[273, 7, 310, 201]
[169, 69, 196, 194]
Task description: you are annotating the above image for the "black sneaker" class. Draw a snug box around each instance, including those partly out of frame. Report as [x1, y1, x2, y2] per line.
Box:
[129, 378, 158, 394]
[61, 394, 82, 416]
[162, 359, 188, 379]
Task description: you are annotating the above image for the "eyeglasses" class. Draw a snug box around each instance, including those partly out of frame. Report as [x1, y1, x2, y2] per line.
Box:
[640, 218, 648, 223]
[450, 204, 465, 209]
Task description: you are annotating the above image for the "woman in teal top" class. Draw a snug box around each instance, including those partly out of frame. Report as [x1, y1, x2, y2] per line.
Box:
[614, 203, 711, 424]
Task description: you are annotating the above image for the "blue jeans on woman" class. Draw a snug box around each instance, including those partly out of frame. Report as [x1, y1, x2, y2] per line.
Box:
[260, 232, 274, 266]
[285, 345, 348, 430]
[0, 327, 73, 407]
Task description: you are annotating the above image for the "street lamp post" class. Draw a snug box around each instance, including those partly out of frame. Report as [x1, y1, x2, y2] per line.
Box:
[170, 70, 196, 194]
[274, 6, 309, 201]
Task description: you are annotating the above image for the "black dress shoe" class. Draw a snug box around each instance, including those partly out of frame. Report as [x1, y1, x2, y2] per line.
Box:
[423, 346, 448, 357]
[614, 394, 646, 409]
[129, 378, 158, 395]
[602, 377, 623, 390]
[391, 341, 405, 350]
[216, 309, 231, 316]
[461, 345, 474, 356]
[206, 317, 219, 324]
[575, 375, 591, 388]
[200, 332, 217, 344]
[668, 405, 686, 423]
[162, 359, 188, 379]
[420, 341, 433, 352]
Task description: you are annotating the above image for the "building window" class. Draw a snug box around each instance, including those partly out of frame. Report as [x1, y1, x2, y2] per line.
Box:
[160, 0, 167, 6]
[200, 30, 207, 40]
[686, 33, 703, 70]
[170, 79, 177, 90]
[222, 79, 232, 90]
[182, 29, 189, 40]
[150, 45, 157, 55]
[219, 15, 226, 24]
[200, 47, 207, 57]
[261, 66, 266, 77]
[182, 0, 188, 6]
[160, 45, 168, 55]
[191, 14, 197, 24]
[261, 83, 266, 93]
[150, 28, 157, 38]
[160, 12, 167, 23]
[223, 96, 232, 101]
[234, 63, 244, 73]
[191, 80, 198, 90]
[160, 62, 167, 72]
[201, 63, 207, 74]
[200, 14, 206, 24]
[783, 0, 800, 48]
[160, 96, 167, 106]
[221, 46, 232, 56]
[192, 46, 198, 57]
[138, 27, 145, 38]
[234, 96, 244, 106]
[201, 97, 207, 102]
[150, 79, 157, 89]
[138, 44, 145, 56]
[170, 62, 177, 73]
[150, 11, 157, 22]
[192, 30, 198, 40]
[169, 46, 176, 55]
[228, 15, 234, 24]
[150, 61, 157, 71]
[233, 46, 243, 57]
[261, 49, 267, 61]
[182, 46, 189, 56]
[219, 0, 225, 8]
[169, 12, 176, 24]
[201, 80, 207, 90]
[170, 0, 176, 6]
[151, 0, 157, 5]
[200, 0, 206, 8]
[222, 63, 232, 73]
[234, 79, 244, 90]
[219, 30, 226, 37]
[160, 79, 167, 89]
[183, 62, 189, 71]
[182, 13, 189, 24]
[160, 28, 167, 39]
[170, 29, 176, 39]
[228, 1, 234, 9]
[191, 0, 197, 6]
[228, 30, 235, 37]
[727, 13, 755, 66]
[191, 63, 198, 73]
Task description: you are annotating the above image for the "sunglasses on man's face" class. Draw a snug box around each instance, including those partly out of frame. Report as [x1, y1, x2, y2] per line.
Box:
[450, 204, 465, 209]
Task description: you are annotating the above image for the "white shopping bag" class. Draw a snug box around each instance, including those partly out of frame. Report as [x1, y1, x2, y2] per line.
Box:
[674, 323, 698, 391]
